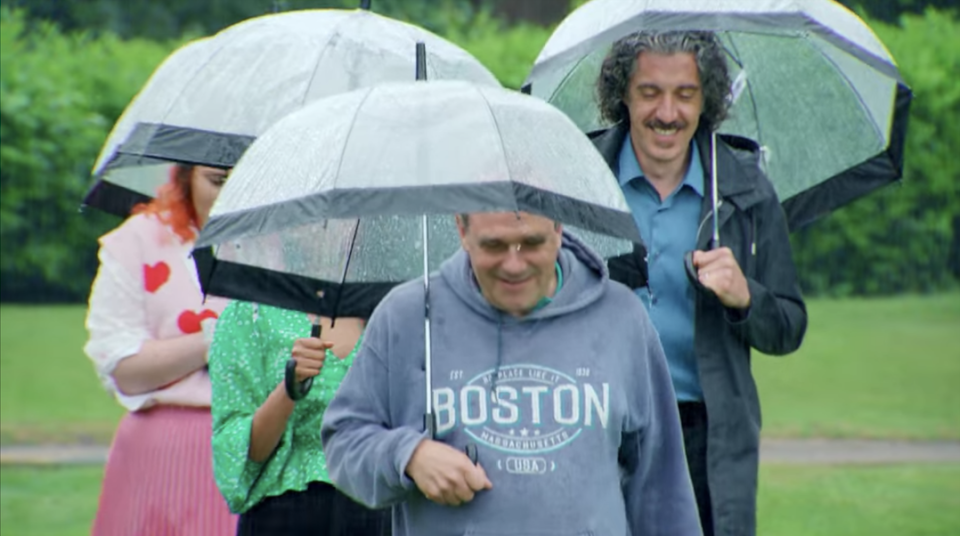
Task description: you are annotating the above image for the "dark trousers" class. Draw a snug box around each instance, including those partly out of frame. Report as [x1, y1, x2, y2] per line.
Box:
[237, 481, 391, 536]
[679, 401, 714, 536]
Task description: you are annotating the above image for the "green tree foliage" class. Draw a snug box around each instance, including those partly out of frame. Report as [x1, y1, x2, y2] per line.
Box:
[0, 4, 957, 301]
[790, 9, 960, 295]
[0, 8, 178, 300]
[839, 0, 958, 24]
[0, 0, 496, 40]
[444, 10, 551, 89]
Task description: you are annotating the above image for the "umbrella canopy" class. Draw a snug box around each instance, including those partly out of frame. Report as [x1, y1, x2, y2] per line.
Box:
[84, 7, 501, 216]
[524, 0, 912, 231]
[83, 37, 217, 216]
[194, 79, 639, 316]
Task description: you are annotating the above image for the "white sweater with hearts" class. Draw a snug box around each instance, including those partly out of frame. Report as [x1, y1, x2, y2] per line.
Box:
[84, 213, 227, 411]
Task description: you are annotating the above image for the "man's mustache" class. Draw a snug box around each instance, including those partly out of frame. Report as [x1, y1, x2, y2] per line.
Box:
[645, 120, 686, 130]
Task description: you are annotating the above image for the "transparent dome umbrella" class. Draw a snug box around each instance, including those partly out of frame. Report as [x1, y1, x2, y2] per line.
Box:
[193, 64, 641, 433]
[523, 0, 912, 232]
[83, 3, 501, 216]
[83, 37, 216, 216]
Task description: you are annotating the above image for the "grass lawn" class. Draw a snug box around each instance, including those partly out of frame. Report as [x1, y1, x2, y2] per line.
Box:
[758, 463, 960, 536]
[0, 465, 102, 536]
[1, 294, 958, 443]
[0, 463, 957, 535]
[0, 305, 123, 444]
[754, 292, 960, 439]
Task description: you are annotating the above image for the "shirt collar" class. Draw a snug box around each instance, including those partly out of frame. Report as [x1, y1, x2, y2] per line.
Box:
[618, 132, 704, 197]
[532, 260, 563, 311]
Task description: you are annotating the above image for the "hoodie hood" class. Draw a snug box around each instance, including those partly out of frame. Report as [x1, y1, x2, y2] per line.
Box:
[440, 229, 609, 323]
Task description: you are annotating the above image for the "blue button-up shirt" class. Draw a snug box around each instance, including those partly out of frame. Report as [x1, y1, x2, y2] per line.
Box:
[618, 135, 704, 401]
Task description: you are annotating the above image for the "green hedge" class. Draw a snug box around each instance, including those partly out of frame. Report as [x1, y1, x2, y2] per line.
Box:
[0, 6, 957, 301]
[442, 9, 552, 90]
[0, 8, 178, 300]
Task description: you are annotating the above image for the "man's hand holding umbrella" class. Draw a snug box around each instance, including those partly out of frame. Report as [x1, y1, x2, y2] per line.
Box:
[694, 247, 751, 310]
[406, 440, 493, 507]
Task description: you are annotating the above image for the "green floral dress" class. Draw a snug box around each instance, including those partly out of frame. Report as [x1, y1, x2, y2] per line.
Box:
[209, 300, 362, 514]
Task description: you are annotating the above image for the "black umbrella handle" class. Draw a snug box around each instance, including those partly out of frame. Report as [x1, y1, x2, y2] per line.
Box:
[425, 412, 478, 465]
[284, 323, 321, 401]
[424, 411, 437, 438]
[684, 251, 714, 296]
[464, 443, 479, 465]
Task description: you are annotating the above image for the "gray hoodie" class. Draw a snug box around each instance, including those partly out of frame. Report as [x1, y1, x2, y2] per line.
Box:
[321, 231, 702, 536]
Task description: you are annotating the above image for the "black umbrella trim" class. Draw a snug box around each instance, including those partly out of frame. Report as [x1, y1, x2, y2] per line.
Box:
[102, 122, 255, 171]
[82, 179, 155, 218]
[510, 183, 642, 244]
[83, 152, 176, 216]
[97, 152, 182, 171]
[197, 182, 643, 248]
[192, 246, 394, 318]
[782, 82, 912, 231]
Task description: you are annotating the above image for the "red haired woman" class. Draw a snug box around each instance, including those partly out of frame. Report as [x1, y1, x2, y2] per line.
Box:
[84, 164, 236, 535]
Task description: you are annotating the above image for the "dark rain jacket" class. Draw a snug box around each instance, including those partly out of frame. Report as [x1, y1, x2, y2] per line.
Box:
[592, 123, 808, 536]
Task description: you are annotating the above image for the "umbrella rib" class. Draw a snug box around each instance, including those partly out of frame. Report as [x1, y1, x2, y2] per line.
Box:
[471, 85, 517, 212]
[329, 218, 362, 324]
[807, 38, 885, 143]
[298, 22, 345, 109]
[548, 49, 593, 104]
[725, 34, 766, 147]
[330, 87, 378, 193]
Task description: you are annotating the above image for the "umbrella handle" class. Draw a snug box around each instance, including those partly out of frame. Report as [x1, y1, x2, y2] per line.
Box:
[425, 412, 478, 464]
[284, 323, 321, 401]
[464, 443, 479, 465]
[684, 251, 714, 296]
[284, 359, 313, 401]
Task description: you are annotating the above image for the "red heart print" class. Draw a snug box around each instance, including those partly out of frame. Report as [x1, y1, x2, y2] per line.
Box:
[177, 309, 219, 334]
[144, 262, 171, 293]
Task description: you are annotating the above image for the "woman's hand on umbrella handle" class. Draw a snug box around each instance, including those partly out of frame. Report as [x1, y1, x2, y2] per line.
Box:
[291, 337, 331, 382]
[284, 359, 311, 400]
[284, 337, 332, 400]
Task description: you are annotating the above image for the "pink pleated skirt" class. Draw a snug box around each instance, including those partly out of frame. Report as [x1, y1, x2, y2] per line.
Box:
[91, 406, 237, 536]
